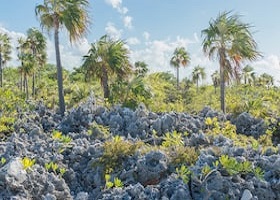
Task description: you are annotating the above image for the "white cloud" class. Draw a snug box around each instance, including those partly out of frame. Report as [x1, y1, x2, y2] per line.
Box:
[143, 31, 150, 40]
[130, 36, 197, 75]
[123, 16, 133, 29]
[252, 54, 280, 84]
[127, 37, 140, 45]
[104, 0, 128, 14]
[105, 22, 122, 40]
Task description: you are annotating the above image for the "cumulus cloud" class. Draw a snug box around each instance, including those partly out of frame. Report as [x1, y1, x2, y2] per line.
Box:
[252, 54, 280, 84]
[104, 0, 132, 29]
[104, 0, 128, 14]
[126, 37, 140, 45]
[123, 16, 133, 29]
[105, 22, 122, 40]
[130, 36, 197, 74]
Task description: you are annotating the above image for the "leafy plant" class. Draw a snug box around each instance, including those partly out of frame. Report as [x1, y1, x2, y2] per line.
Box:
[0, 157, 6, 165]
[88, 121, 110, 139]
[162, 131, 184, 148]
[253, 166, 265, 180]
[104, 174, 124, 189]
[52, 130, 72, 144]
[219, 155, 239, 175]
[176, 165, 191, 184]
[99, 136, 143, 171]
[202, 165, 212, 177]
[169, 146, 199, 167]
[52, 130, 62, 140]
[45, 161, 66, 177]
[21, 157, 36, 171]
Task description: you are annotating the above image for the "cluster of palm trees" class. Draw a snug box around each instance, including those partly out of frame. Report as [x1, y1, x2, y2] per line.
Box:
[0, 33, 12, 87]
[17, 28, 47, 99]
[0, 0, 265, 115]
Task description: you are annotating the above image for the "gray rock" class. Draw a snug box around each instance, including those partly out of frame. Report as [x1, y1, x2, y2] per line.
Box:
[241, 189, 253, 200]
[136, 151, 168, 186]
[75, 192, 89, 200]
[2, 158, 27, 184]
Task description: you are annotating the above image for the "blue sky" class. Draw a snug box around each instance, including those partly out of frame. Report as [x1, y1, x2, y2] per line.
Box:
[1, 0, 280, 83]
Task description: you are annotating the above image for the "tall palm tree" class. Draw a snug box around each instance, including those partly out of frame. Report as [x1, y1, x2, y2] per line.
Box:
[82, 35, 131, 99]
[192, 65, 206, 92]
[35, 0, 90, 115]
[170, 47, 190, 88]
[26, 28, 47, 97]
[0, 33, 12, 87]
[242, 65, 255, 85]
[202, 11, 261, 113]
[211, 70, 220, 94]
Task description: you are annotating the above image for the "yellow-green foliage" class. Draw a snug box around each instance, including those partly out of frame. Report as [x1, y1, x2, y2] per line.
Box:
[169, 146, 199, 167]
[201, 165, 212, 177]
[104, 174, 124, 189]
[45, 161, 66, 177]
[0, 157, 6, 165]
[160, 131, 198, 167]
[0, 116, 15, 135]
[176, 165, 192, 184]
[88, 121, 110, 139]
[99, 136, 143, 171]
[218, 155, 261, 177]
[52, 130, 72, 144]
[205, 117, 275, 150]
[162, 131, 185, 148]
[21, 157, 36, 171]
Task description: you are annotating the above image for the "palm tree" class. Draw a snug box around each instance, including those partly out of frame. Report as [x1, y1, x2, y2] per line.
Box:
[211, 70, 220, 94]
[35, 0, 90, 115]
[242, 65, 255, 85]
[192, 65, 206, 92]
[134, 61, 148, 77]
[17, 37, 35, 100]
[258, 73, 274, 88]
[202, 11, 261, 113]
[170, 47, 190, 88]
[82, 35, 131, 99]
[0, 33, 12, 87]
[26, 28, 47, 97]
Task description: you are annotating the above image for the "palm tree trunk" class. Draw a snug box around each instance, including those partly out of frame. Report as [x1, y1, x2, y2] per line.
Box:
[32, 72, 35, 97]
[196, 79, 199, 93]
[101, 65, 110, 99]
[24, 74, 29, 100]
[176, 67, 179, 88]
[0, 53, 2, 87]
[20, 71, 23, 91]
[219, 56, 226, 113]
[54, 24, 65, 115]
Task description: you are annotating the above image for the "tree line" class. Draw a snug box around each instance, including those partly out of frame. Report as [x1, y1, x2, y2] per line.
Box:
[0, 1, 275, 115]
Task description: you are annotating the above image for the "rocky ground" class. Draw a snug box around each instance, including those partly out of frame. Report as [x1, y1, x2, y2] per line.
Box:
[0, 95, 280, 200]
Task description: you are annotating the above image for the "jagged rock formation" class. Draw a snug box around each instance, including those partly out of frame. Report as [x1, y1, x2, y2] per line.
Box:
[0, 97, 279, 200]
